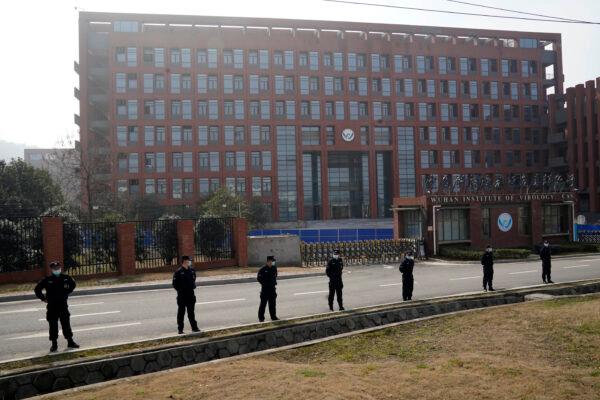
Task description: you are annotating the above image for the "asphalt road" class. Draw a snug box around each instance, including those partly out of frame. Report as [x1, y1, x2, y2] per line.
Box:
[1, 256, 599, 363]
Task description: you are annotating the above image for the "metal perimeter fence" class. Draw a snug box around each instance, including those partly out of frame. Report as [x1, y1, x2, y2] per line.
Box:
[135, 219, 179, 270]
[63, 222, 117, 276]
[0, 217, 43, 273]
[301, 239, 419, 267]
[194, 217, 234, 262]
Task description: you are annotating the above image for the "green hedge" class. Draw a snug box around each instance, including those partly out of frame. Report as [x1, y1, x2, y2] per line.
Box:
[439, 246, 531, 260]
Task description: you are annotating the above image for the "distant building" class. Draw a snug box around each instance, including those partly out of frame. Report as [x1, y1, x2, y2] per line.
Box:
[24, 148, 80, 204]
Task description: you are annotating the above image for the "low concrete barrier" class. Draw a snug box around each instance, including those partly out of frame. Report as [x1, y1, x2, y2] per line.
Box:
[1, 280, 600, 400]
[247, 235, 301, 267]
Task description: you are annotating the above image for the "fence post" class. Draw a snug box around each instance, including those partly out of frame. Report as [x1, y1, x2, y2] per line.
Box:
[177, 220, 195, 264]
[116, 223, 136, 276]
[42, 217, 64, 276]
[232, 218, 249, 267]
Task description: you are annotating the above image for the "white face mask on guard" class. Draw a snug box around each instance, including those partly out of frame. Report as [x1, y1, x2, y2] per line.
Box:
[333, 255, 339, 259]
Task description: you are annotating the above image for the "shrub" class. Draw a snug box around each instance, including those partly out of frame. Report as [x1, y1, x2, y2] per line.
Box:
[156, 215, 180, 265]
[195, 218, 229, 260]
[439, 246, 531, 260]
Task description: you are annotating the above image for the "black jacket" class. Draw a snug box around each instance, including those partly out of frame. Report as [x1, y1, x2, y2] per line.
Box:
[326, 257, 344, 285]
[34, 274, 76, 305]
[540, 246, 552, 266]
[481, 252, 494, 269]
[172, 266, 197, 294]
[257, 265, 278, 289]
[399, 258, 414, 277]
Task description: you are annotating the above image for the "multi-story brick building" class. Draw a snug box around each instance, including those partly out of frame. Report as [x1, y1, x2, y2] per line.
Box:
[549, 78, 600, 218]
[77, 12, 570, 250]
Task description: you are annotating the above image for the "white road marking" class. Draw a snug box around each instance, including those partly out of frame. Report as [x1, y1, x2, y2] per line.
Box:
[380, 283, 402, 287]
[563, 264, 591, 269]
[37, 311, 121, 321]
[0, 302, 105, 316]
[196, 298, 246, 305]
[383, 265, 395, 269]
[293, 290, 329, 296]
[449, 276, 480, 281]
[508, 270, 537, 275]
[6, 322, 142, 340]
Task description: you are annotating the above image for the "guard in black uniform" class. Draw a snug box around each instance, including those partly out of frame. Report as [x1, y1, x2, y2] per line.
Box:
[34, 261, 79, 352]
[399, 251, 415, 301]
[172, 255, 200, 334]
[326, 249, 345, 311]
[257, 255, 279, 322]
[540, 240, 554, 284]
[481, 245, 495, 291]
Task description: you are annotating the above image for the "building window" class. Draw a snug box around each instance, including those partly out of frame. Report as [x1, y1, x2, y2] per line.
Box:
[301, 126, 320, 145]
[518, 206, 531, 235]
[398, 127, 415, 197]
[437, 209, 469, 242]
[482, 207, 491, 238]
[543, 205, 569, 234]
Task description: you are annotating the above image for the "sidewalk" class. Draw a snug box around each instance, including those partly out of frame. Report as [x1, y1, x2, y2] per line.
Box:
[0, 267, 325, 303]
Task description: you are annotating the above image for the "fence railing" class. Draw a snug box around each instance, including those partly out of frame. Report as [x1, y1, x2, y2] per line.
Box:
[249, 228, 394, 243]
[135, 220, 178, 270]
[301, 239, 418, 267]
[0, 217, 43, 273]
[63, 222, 117, 276]
[194, 218, 234, 261]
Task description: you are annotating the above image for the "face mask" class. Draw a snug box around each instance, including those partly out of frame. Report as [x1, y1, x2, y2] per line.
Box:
[187, 261, 193, 267]
[486, 248, 492, 253]
[544, 243, 549, 247]
[271, 262, 276, 267]
[333, 255, 339, 259]
[52, 269, 61, 276]
[406, 256, 413, 260]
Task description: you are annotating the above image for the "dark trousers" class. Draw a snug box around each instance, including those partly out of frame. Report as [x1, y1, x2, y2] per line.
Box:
[542, 262, 552, 282]
[483, 267, 494, 290]
[177, 295, 198, 331]
[402, 276, 414, 300]
[328, 283, 343, 309]
[47, 304, 73, 341]
[258, 288, 277, 321]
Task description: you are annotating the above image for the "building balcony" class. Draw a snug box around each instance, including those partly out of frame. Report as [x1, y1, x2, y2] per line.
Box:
[548, 132, 566, 144]
[542, 50, 557, 66]
[555, 108, 567, 125]
[549, 156, 567, 168]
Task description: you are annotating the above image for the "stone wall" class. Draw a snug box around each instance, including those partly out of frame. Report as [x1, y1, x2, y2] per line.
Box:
[248, 235, 301, 267]
[2, 281, 600, 400]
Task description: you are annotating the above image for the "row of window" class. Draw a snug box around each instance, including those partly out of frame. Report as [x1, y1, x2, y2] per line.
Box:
[116, 46, 542, 77]
[116, 176, 274, 200]
[419, 148, 544, 169]
[116, 125, 545, 148]
[117, 73, 540, 100]
[116, 99, 543, 122]
[117, 151, 272, 173]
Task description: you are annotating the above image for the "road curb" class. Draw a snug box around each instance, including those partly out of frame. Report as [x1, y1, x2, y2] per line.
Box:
[0, 272, 326, 303]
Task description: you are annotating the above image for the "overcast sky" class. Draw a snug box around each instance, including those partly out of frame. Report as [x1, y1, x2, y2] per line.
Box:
[0, 0, 598, 149]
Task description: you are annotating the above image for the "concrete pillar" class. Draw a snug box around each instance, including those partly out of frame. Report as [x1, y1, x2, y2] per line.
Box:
[232, 218, 249, 267]
[469, 203, 483, 249]
[116, 223, 136, 276]
[42, 217, 63, 275]
[177, 220, 196, 264]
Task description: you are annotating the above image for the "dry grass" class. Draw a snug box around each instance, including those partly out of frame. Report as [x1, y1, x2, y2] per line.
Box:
[0, 266, 313, 295]
[50, 295, 600, 400]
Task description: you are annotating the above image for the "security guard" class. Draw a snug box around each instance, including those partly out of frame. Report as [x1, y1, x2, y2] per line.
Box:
[326, 249, 345, 311]
[540, 240, 554, 284]
[399, 251, 415, 301]
[257, 255, 279, 322]
[481, 245, 495, 291]
[172, 255, 200, 334]
[34, 261, 79, 352]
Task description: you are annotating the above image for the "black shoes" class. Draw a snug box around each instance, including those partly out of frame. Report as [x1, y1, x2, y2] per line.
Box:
[548, 280, 554, 284]
[339, 307, 345, 311]
[192, 328, 201, 333]
[67, 339, 80, 349]
[489, 288, 495, 292]
[178, 329, 184, 334]
[483, 288, 488, 292]
[50, 340, 58, 352]
[271, 317, 279, 321]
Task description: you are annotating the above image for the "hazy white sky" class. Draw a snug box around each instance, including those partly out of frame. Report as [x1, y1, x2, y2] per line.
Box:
[0, 0, 598, 148]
